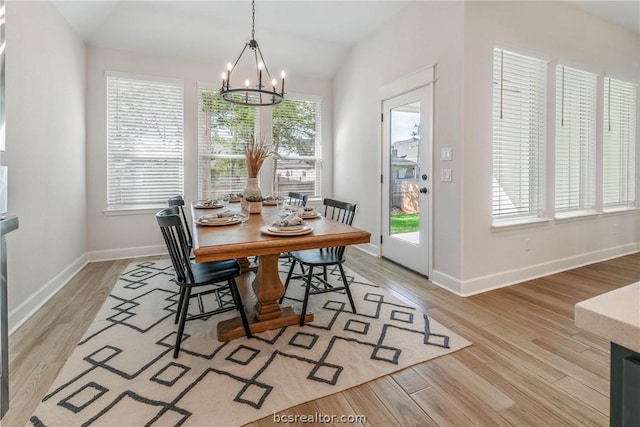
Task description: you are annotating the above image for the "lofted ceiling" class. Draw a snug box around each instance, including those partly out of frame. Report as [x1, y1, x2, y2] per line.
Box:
[51, 1, 639, 81]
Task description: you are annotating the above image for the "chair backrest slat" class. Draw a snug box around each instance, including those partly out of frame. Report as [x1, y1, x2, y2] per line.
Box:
[168, 195, 193, 250]
[321, 198, 357, 259]
[157, 207, 195, 285]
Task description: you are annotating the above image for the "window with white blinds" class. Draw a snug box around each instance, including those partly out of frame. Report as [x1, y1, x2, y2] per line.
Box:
[106, 74, 184, 209]
[272, 97, 322, 199]
[198, 89, 322, 200]
[198, 88, 258, 199]
[555, 65, 597, 215]
[492, 49, 547, 221]
[603, 77, 637, 210]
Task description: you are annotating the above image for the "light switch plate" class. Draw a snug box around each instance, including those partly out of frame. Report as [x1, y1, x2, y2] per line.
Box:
[441, 168, 452, 182]
[441, 147, 452, 161]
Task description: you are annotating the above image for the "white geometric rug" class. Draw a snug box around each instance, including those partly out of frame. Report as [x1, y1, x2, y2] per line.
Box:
[30, 259, 471, 426]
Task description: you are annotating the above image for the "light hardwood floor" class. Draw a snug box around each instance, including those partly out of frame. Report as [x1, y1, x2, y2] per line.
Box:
[4, 250, 640, 426]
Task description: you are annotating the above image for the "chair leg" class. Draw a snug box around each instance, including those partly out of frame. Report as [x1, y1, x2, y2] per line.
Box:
[175, 287, 187, 324]
[229, 279, 252, 338]
[174, 287, 192, 358]
[280, 260, 297, 304]
[300, 266, 314, 326]
[338, 264, 356, 314]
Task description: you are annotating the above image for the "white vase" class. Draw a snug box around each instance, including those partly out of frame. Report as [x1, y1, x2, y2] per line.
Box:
[243, 177, 262, 214]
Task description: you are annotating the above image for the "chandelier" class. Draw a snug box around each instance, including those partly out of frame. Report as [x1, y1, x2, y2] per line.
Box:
[219, 0, 285, 106]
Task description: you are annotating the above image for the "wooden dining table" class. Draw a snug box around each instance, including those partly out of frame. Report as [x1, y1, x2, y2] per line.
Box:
[191, 204, 371, 340]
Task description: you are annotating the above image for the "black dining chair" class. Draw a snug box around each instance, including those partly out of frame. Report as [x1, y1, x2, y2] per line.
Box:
[156, 207, 252, 358]
[168, 195, 192, 251]
[286, 192, 308, 207]
[280, 198, 357, 325]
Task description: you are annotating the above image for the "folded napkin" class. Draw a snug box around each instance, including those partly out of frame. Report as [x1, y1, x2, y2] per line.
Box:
[197, 199, 225, 208]
[199, 210, 236, 222]
[272, 214, 304, 228]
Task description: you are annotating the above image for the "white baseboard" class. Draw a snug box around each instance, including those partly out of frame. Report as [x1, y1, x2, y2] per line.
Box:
[8, 245, 166, 336]
[430, 270, 463, 295]
[8, 253, 89, 335]
[86, 245, 167, 262]
[352, 242, 379, 257]
[459, 243, 640, 296]
[8, 241, 638, 336]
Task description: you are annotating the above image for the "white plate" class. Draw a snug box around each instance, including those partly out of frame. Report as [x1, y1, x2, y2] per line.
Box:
[269, 221, 308, 231]
[194, 202, 224, 209]
[260, 225, 314, 236]
[196, 217, 240, 226]
[301, 212, 321, 219]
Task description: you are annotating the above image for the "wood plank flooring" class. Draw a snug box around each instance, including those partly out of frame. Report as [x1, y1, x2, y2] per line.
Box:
[4, 250, 639, 426]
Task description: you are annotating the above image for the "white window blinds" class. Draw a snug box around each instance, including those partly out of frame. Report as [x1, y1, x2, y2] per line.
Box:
[107, 74, 184, 209]
[603, 77, 636, 210]
[198, 87, 258, 199]
[272, 97, 322, 199]
[492, 49, 547, 221]
[555, 65, 597, 215]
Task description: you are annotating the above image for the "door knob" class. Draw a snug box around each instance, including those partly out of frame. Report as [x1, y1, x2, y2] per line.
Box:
[419, 187, 428, 194]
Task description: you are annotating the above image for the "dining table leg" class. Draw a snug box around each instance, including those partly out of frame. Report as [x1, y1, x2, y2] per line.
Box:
[216, 253, 313, 341]
[252, 253, 285, 320]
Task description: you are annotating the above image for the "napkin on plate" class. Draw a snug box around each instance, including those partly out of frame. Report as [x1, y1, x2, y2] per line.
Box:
[198, 210, 236, 222]
[301, 207, 317, 216]
[272, 214, 305, 230]
[197, 199, 222, 208]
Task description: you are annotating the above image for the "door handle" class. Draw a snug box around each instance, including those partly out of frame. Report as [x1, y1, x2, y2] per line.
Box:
[419, 187, 428, 194]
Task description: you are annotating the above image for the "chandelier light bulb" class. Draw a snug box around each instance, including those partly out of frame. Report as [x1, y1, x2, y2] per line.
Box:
[245, 79, 250, 88]
[281, 71, 286, 79]
[227, 62, 233, 71]
[258, 62, 264, 70]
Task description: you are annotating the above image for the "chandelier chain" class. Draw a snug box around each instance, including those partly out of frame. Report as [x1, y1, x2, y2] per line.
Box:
[251, 0, 256, 40]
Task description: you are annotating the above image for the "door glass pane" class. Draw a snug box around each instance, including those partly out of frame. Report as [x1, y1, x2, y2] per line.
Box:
[389, 101, 420, 244]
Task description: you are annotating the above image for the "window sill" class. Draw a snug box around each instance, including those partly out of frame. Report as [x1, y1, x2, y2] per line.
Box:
[554, 210, 600, 223]
[602, 207, 640, 215]
[103, 206, 165, 216]
[602, 207, 640, 216]
[491, 217, 551, 232]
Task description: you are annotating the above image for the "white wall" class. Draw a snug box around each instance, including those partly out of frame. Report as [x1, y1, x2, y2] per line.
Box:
[86, 46, 333, 256]
[460, 1, 640, 294]
[335, 0, 639, 295]
[333, 2, 465, 283]
[4, 1, 87, 330]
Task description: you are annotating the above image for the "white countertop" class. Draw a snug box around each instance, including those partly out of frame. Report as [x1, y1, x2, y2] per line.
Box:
[575, 282, 640, 353]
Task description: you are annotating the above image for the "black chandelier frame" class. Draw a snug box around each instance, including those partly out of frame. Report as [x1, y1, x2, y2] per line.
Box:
[219, 1, 285, 107]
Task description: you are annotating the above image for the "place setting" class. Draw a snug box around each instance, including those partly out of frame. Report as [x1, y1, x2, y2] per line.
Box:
[193, 199, 225, 209]
[195, 209, 243, 226]
[261, 211, 314, 236]
[300, 206, 321, 219]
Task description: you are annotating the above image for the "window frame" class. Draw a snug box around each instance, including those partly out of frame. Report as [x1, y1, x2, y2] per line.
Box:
[197, 85, 324, 201]
[197, 83, 260, 200]
[271, 93, 323, 200]
[105, 71, 185, 212]
[492, 48, 548, 226]
[602, 76, 637, 212]
[554, 65, 598, 218]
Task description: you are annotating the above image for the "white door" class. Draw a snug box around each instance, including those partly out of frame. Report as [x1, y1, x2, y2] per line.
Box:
[381, 85, 432, 276]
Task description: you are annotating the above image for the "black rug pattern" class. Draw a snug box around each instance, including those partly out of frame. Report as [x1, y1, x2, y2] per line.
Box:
[30, 259, 470, 426]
